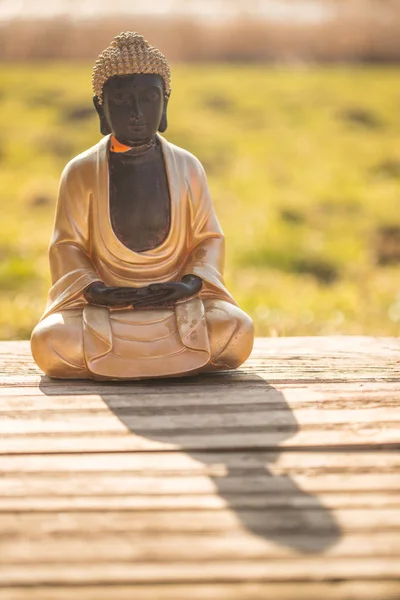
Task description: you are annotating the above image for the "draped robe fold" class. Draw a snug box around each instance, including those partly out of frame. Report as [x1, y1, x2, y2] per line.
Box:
[32, 134, 253, 379]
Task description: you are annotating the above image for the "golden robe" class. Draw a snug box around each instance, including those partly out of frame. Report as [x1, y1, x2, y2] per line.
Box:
[31, 134, 254, 379]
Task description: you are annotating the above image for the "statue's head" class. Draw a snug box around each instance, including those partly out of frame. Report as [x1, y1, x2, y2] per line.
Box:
[92, 32, 171, 146]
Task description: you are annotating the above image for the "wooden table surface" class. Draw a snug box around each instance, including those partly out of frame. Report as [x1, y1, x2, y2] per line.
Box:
[1, 337, 399, 599]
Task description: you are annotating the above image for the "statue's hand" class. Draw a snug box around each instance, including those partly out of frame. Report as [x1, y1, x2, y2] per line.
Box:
[84, 282, 141, 307]
[84, 276, 202, 309]
[132, 275, 202, 308]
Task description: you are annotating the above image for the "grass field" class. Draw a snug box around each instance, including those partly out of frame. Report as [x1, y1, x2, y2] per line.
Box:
[0, 63, 399, 339]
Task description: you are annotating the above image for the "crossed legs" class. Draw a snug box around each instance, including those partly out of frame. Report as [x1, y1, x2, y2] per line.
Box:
[31, 300, 254, 379]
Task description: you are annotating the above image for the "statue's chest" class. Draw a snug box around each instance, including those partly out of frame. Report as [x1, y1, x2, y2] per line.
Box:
[108, 149, 171, 253]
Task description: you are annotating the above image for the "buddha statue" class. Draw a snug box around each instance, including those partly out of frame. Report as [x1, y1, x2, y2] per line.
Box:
[30, 32, 254, 380]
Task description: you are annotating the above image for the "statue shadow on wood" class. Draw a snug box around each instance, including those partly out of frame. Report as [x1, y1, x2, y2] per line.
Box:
[39, 372, 341, 553]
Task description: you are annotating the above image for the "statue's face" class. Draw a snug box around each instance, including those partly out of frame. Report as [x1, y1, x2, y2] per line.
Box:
[101, 73, 166, 145]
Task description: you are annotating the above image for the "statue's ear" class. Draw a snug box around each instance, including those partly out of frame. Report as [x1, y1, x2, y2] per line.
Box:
[93, 95, 111, 136]
[158, 94, 170, 133]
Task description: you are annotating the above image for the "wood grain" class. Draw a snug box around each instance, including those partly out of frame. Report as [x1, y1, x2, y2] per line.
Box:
[1, 582, 400, 600]
[1, 557, 400, 585]
[2, 531, 400, 563]
[0, 337, 399, 598]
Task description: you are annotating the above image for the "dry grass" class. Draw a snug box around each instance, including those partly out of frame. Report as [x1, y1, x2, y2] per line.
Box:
[2, 1, 400, 63]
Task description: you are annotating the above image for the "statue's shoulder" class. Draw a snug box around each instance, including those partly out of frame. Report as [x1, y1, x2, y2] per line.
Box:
[61, 137, 107, 179]
[160, 137, 205, 177]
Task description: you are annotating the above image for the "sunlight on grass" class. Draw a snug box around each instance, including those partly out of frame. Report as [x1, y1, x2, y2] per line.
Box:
[0, 63, 399, 338]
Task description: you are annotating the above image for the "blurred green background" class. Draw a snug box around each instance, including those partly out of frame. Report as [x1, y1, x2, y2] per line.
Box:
[1, 62, 399, 339]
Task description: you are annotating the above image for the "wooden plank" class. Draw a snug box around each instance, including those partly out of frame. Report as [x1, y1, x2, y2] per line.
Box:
[1, 450, 398, 474]
[1, 558, 400, 585]
[2, 508, 400, 536]
[1, 429, 398, 454]
[0, 338, 399, 382]
[1, 492, 399, 512]
[1, 381, 400, 410]
[2, 531, 400, 563]
[1, 472, 399, 496]
[2, 406, 400, 435]
[1, 582, 400, 600]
